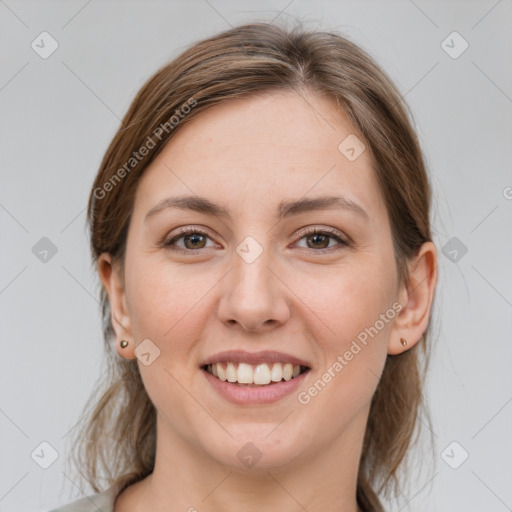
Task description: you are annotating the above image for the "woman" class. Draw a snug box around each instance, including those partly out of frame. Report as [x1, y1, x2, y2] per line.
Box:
[50, 21, 438, 512]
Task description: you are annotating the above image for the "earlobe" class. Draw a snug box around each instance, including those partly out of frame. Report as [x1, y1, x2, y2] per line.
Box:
[388, 241, 438, 355]
[118, 338, 137, 360]
[97, 253, 134, 354]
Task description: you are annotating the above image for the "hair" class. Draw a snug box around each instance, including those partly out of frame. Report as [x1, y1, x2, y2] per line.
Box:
[68, 20, 437, 511]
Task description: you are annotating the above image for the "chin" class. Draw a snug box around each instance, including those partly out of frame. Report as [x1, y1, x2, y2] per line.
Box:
[199, 424, 306, 473]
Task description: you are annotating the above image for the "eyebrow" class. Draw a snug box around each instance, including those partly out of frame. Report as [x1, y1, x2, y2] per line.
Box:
[144, 194, 369, 222]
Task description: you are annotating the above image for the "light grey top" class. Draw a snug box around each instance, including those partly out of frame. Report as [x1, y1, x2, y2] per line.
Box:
[47, 484, 120, 512]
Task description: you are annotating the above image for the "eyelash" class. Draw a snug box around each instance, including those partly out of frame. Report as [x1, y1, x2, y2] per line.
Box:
[163, 226, 350, 254]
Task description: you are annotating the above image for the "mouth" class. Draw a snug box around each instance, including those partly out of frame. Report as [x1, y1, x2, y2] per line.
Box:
[201, 361, 310, 386]
[199, 350, 312, 404]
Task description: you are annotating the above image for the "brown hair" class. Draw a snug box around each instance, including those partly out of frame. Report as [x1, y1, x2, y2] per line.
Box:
[68, 20, 436, 511]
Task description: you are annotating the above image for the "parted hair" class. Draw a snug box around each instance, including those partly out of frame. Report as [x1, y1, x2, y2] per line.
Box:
[68, 20, 436, 511]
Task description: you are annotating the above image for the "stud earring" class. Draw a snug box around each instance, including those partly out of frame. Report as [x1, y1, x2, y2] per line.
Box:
[400, 337, 407, 347]
[120, 340, 129, 349]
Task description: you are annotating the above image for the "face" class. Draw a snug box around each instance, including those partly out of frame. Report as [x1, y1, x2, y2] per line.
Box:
[111, 90, 404, 472]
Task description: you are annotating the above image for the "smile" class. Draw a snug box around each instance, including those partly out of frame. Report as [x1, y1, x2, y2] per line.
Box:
[199, 349, 312, 404]
[203, 361, 309, 386]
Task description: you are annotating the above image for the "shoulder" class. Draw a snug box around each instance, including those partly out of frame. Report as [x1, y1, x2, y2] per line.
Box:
[47, 485, 119, 512]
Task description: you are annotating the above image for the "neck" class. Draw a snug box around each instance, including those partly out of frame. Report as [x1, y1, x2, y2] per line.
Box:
[118, 410, 369, 512]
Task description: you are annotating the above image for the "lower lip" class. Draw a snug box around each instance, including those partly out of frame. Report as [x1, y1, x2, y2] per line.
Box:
[202, 368, 310, 405]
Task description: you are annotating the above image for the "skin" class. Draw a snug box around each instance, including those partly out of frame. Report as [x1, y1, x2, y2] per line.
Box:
[99, 89, 437, 512]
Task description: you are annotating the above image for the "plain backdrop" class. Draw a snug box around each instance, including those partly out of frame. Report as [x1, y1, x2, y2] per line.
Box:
[1, 1, 511, 511]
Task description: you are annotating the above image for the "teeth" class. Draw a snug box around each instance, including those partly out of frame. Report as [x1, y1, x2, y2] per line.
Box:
[207, 362, 304, 385]
[216, 363, 227, 381]
[271, 363, 282, 382]
[226, 362, 237, 382]
[253, 363, 271, 385]
[237, 363, 253, 384]
[282, 363, 293, 381]
[226, 363, 238, 382]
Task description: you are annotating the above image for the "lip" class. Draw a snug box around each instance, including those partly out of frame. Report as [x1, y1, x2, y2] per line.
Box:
[199, 350, 312, 368]
[202, 366, 311, 405]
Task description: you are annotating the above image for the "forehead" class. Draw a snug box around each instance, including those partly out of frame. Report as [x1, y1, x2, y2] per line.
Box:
[134, 90, 387, 223]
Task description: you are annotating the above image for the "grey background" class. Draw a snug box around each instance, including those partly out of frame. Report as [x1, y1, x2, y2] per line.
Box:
[1, 1, 511, 510]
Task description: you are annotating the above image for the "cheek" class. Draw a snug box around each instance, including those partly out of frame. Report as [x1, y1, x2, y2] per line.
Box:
[294, 271, 393, 431]
[311, 261, 395, 399]
[127, 259, 211, 345]
[292, 259, 395, 412]
[293, 258, 395, 347]
[126, 262, 214, 431]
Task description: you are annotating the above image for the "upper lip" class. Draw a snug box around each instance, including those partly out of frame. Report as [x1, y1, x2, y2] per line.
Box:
[199, 350, 311, 368]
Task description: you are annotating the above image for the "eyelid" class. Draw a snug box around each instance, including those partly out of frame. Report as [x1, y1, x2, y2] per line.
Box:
[293, 225, 349, 243]
[291, 226, 350, 253]
[163, 225, 217, 249]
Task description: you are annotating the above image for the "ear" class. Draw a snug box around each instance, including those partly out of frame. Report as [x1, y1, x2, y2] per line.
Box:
[97, 252, 134, 358]
[388, 241, 438, 355]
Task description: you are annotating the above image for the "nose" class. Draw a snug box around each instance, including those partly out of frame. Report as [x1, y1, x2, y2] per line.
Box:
[216, 247, 290, 333]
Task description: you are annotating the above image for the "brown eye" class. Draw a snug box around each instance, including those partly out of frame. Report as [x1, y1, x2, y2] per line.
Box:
[305, 232, 330, 249]
[164, 228, 214, 252]
[182, 233, 207, 249]
[295, 228, 349, 252]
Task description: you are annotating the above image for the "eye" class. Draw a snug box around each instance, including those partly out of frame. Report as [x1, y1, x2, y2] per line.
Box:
[163, 227, 217, 253]
[163, 226, 350, 254]
[294, 227, 350, 252]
